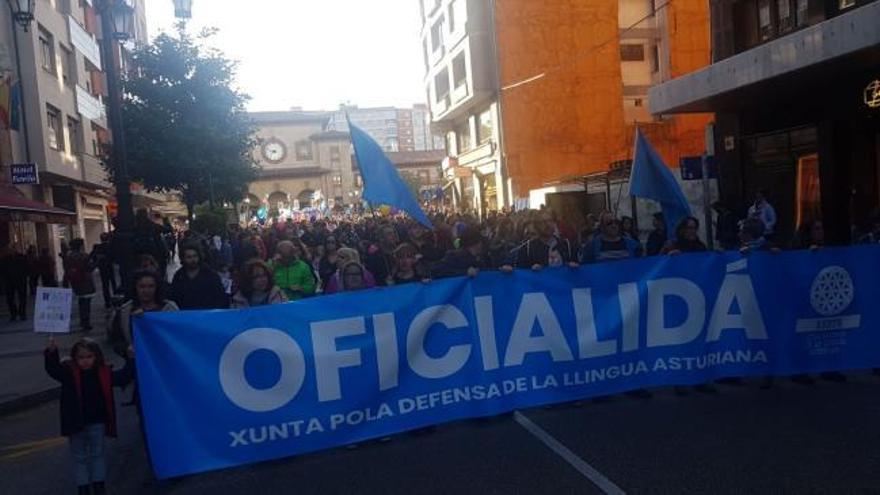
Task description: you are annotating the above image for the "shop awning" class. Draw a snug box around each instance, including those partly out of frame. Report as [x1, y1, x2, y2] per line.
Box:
[0, 184, 76, 224]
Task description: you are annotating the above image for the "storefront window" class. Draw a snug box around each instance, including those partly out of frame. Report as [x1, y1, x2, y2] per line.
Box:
[796, 153, 822, 228]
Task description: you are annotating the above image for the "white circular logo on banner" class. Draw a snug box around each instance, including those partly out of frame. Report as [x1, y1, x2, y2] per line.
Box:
[810, 266, 854, 317]
[219, 328, 306, 412]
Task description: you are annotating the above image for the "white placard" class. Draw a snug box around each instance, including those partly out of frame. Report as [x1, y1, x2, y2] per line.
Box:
[34, 288, 73, 334]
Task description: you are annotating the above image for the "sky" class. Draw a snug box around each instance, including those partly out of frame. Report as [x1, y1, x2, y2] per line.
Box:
[145, 0, 427, 112]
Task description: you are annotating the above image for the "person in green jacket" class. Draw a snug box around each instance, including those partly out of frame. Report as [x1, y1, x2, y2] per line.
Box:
[271, 240, 316, 300]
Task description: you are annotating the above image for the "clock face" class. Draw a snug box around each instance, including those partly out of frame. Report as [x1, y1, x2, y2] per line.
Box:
[262, 140, 286, 163]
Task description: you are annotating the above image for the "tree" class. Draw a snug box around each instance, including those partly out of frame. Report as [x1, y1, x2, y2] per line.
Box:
[106, 25, 260, 219]
[399, 171, 423, 203]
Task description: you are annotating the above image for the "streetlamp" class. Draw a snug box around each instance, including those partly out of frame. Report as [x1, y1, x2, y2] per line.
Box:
[6, 0, 34, 164]
[110, 0, 135, 41]
[173, 0, 192, 19]
[7, 0, 34, 31]
[98, 0, 136, 294]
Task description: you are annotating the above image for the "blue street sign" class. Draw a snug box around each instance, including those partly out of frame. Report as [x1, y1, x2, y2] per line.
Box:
[679, 156, 717, 181]
[10, 163, 38, 185]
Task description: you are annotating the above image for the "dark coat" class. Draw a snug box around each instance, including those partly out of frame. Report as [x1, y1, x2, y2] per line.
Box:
[44, 349, 133, 437]
[63, 251, 96, 296]
[170, 266, 229, 310]
[516, 236, 575, 268]
[432, 249, 489, 279]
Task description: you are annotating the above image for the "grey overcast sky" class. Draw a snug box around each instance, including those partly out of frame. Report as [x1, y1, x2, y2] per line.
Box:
[146, 0, 427, 111]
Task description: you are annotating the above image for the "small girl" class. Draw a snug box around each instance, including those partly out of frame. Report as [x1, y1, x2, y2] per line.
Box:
[44, 337, 134, 495]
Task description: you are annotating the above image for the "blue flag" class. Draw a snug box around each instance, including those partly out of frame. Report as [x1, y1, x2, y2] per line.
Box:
[349, 121, 433, 228]
[629, 128, 692, 236]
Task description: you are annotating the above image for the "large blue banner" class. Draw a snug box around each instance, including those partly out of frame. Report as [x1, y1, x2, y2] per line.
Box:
[135, 246, 880, 479]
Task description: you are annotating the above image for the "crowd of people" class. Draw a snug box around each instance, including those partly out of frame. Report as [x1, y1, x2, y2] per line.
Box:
[13, 191, 880, 494]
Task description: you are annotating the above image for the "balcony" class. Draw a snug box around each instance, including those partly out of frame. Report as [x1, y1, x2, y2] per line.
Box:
[76, 85, 106, 122]
[649, 0, 880, 114]
[69, 16, 102, 70]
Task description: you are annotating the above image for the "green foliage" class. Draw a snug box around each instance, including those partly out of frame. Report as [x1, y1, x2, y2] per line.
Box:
[190, 204, 232, 235]
[108, 25, 260, 218]
[399, 171, 423, 202]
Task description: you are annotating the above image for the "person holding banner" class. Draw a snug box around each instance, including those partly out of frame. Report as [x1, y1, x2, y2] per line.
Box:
[44, 337, 134, 495]
[365, 225, 401, 286]
[117, 270, 179, 348]
[386, 243, 430, 285]
[323, 248, 377, 294]
[432, 229, 489, 279]
[514, 211, 577, 270]
[580, 212, 642, 264]
[662, 217, 708, 255]
[231, 260, 288, 308]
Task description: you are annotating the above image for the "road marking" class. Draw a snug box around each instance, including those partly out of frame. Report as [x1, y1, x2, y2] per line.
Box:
[514, 411, 625, 495]
[0, 437, 66, 461]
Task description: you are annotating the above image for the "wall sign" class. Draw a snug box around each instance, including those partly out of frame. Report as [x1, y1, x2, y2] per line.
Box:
[10, 163, 38, 184]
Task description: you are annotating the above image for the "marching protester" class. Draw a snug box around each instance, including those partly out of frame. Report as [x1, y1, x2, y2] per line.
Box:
[44, 337, 134, 495]
[63, 239, 97, 332]
[26, 245, 39, 296]
[386, 243, 429, 285]
[232, 260, 288, 308]
[336, 261, 372, 292]
[513, 211, 577, 270]
[117, 270, 179, 347]
[270, 240, 317, 300]
[132, 209, 168, 277]
[317, 236, 340, 290]
[747, 189, 777, 239]
[662, 216, 708, 255]
[793, 219, 825, 250]
[37, 247, 58, 288]
[90, 233, 117, 309]
[365, 225, 400, 285]
[324, 247, 377, 294]
[738, 218, 776, 253]
[432, 229, 488, 279]
[1, 245, 28, 322]
[580, 211, 641, 263]
[169, 244, 228, 310]
[645, 212, 667, 256]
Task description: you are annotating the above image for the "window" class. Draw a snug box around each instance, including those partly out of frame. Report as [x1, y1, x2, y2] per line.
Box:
[452, 53, 467, 88]
[39, 28, 56, 75]
[330, 145, 341, 161]
[430, 19, 444, 52]
[777, 0, 794, 32]
[478, 109, 493, 144]
[456, 120, 471, 153]
[332, 174, 343, 186]
[448, 1, 456, 32]
[434, 69, 450, 102]
[68, 117, 83, 157]
[418, 170, 431, 185]
[355, 174, 363, 187]
[60, 46, 74, 87]
[295, 141, 313, 161]
[620, 44, 645, 62]
[46, 105, 62, 150]
[796, 0, 810, 26]
[385, 138, 399, 152]
[758, 0, 774, 41]
[651, 44, 660, 73]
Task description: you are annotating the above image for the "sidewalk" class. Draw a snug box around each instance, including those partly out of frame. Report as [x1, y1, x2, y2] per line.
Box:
[0, 259, 178, 415]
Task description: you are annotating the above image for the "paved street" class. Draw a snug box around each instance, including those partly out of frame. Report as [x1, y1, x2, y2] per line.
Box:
[3, 371, 880, 494]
